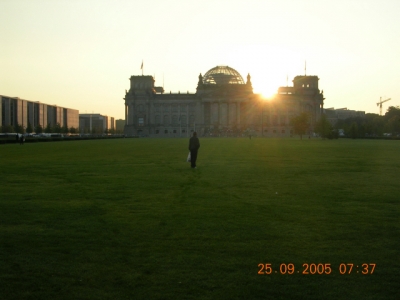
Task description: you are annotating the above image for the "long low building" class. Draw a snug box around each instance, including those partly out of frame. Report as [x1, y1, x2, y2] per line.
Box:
[123, 65, 325, 137]
[324, 107, 365, 125]
[1, 95, 79, 130]
[79, 114, 115, 134]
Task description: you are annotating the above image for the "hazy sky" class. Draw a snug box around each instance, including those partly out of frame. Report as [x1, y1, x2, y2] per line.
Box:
[1, 0, 399, 119]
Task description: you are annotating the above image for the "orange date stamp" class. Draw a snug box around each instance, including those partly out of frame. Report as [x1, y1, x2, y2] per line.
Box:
[258, 263, 376, 275]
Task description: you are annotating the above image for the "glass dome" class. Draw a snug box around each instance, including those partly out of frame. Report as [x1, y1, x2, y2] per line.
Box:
[202, 66, 245, 85]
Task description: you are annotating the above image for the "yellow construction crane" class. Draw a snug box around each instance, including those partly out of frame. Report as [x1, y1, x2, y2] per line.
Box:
[377, 97, 391, 116]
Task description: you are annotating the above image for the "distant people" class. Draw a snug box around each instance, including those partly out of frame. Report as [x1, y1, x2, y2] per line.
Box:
[19, 135, 23, 145]
[188, 132, 200, 169]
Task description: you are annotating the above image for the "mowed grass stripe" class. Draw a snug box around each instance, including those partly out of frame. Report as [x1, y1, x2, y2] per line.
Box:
[0, 138, 399, 299]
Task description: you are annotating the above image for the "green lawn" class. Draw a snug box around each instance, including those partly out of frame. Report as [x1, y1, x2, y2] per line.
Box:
[0, 138, 399, 299]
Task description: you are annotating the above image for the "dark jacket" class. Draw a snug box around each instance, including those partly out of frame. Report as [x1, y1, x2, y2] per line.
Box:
[189, 136, 200, 151]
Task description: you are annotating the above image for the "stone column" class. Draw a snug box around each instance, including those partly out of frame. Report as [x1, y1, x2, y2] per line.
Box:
[227, 102, 230, 126]
[286, 109, 289, 127]
[196, 101, 202, 128]
[269, 109, 272, 128]
[199, 101, 204, 134]
[219, 102, 222, 125]
[236, 102, 240, 126]
[130, 104, 134, 126]
[146, 102, 150, 126]
[186, 104, 189, 137]
[125, 104, 128, 125]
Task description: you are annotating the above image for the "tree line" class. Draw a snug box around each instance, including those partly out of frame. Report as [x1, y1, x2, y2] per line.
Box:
[335, 106, 400, 138]
[291, 106, 400, 139]
[0, 123, 78, 134]
[1, 123, 123, 135]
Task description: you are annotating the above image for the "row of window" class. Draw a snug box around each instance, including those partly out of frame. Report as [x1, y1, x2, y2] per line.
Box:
[149, 129, 293, 134]
[133, 83, 152, 88]
[135, 105, 310, 115]
[138, 116, 195, 125]
[135, 104, 196, 113]
[264, 129, 294, 134]
[138, 121, 293, 127]
[2, 99, 49, 127]
[302, 84, 314, 88]
[155, 129, 192, 134]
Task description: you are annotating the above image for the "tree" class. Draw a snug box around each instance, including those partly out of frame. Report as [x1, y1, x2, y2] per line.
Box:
[45, 123, 52, 133]
[358, 123, 366, 138]
[372, 116, 385, 136]
[384, 106, 400, 120]
[69, 127, 77, 134]
[290, 112, 310, 139]
[2, 125, 14, 133]
[15, 123, 24, 134]
[349, 122, 358, 139]
[26, 122, 33, 134]
[327, 129, 339, 139]
[35, 124, 43, 134]
[61, 126, 69, 134]
[384, 106, 400, 136]
[336, 114, 385, 138]
[315, 114, 332, 139]
[53, 123, 62, 133]
[387, 115, 400, 135]
[363, 114, 376, 136]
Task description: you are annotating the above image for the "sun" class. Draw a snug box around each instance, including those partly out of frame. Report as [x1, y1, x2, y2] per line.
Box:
[259, 90, 277, 100]
[240, 69, 280, 99]
[252, 79, 278, 100]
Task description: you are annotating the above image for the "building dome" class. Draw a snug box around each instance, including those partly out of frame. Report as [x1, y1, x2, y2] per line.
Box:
[203, 66, 245, 85]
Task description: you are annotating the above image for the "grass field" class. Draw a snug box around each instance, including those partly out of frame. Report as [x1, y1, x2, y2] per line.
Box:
[0, 137, 399, 299]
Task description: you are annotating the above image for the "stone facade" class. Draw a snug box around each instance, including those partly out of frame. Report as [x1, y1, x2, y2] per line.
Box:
[124, 66, 325, 137]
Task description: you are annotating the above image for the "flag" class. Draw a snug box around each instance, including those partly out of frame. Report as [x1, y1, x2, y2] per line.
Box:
[141, 60, 143, 70]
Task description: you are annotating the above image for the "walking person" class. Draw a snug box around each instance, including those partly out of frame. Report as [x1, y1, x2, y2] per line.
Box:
[188, 132, 200, 169]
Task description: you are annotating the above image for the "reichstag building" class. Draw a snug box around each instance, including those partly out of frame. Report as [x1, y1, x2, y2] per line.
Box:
[123, 65, 325, 137]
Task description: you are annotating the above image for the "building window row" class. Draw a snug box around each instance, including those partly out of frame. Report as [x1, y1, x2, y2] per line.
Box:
[155, 129, 189, 134]
[152, 103, 197, 113]
[263, 129, 293, 133]
[149, 115, 195, 126]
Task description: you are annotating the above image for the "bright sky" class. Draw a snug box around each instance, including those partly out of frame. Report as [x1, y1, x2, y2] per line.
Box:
[1, 0, 399, 119]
